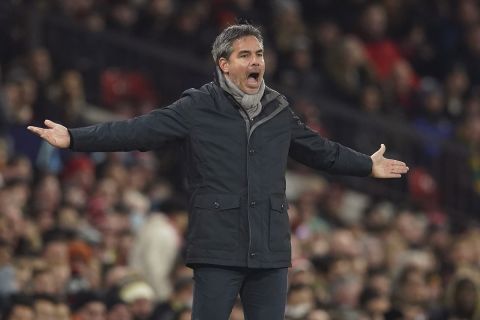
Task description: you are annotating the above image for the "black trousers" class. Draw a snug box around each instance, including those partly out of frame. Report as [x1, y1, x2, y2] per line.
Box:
[191, 265, 288, 320]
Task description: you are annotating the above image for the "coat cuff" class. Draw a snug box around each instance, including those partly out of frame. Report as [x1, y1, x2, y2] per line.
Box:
[331, 146, 373, 177]
[67, 129, 75, 150]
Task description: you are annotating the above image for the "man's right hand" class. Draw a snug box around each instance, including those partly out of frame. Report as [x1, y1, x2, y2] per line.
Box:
[27, 119, 71, 148]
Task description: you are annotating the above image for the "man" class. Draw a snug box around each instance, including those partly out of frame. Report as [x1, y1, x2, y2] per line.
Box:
[2, 295, 35, 320]
[28, 24, 408, 320]
[119, 280, 155, 320]
[151, 275, 194, 320]
[33, 294, 57, 320]
[71, 290, 106, 320]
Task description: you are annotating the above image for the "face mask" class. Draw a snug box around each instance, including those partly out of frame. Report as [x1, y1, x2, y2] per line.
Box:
[172, 297, 193, 310]
[285, 303, 313, 319]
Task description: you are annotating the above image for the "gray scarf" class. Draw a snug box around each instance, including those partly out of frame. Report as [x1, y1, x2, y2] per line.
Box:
[217, 67, 265, 120]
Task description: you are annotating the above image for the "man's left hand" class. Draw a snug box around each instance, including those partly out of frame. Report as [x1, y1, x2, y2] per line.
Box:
[370, 144, 409, 178]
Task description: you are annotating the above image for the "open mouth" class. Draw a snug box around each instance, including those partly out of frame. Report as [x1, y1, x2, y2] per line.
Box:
[247, 72, 260, 83]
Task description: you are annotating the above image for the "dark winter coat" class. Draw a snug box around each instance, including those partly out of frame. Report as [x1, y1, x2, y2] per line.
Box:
[69, 81, 372, 268]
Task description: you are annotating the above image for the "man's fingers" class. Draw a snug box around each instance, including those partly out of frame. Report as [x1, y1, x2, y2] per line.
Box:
[386, 159, 409, 171]
[389, 163, 408, 175]
[380, 174, 401, 179]
[44, 119, 56, 128]
[27, 126, 43, 136]
[392, 160, 407, 167]
[392, 164, 409, 171]
[27, 126, 53, 142]
[378, 144, 386, 155]
[372, 144, 386, 158]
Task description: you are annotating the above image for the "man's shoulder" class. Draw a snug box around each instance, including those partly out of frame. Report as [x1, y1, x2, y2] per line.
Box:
[180, 82, 219, 102]
[175, 82, 231, 115]
[263, 85, 289, 109]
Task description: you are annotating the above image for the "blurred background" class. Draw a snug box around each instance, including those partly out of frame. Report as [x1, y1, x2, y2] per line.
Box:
[1, 0, 480, 319]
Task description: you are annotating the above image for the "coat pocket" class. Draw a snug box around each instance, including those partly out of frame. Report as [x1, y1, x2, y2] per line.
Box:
[268, 195, 291, 252]
[191, 194, 240, 250]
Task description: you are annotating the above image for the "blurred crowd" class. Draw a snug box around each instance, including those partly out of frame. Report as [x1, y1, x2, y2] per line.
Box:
[1, 0, 480, 319]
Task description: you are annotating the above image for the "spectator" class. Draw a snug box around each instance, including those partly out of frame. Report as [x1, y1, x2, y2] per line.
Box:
[324, 35, 375, 102]
[383, 59, 419, 117]
[285, 284, 315, 320]
[271, 0, 307, 55]
[430, 268, 480, 320]
[279, 38, 325, 95]
[71, 290, 106, 320]
[130, 198, 187, 302]
[41, 229, 71, 294]
[2, 295, 34, 320]
[30, 265, 56, 295]
[119, 280, 155, 320]
[306, 309, 330, 320]
[444, 65, 470, 122]
[107, 1, 139, 34]
[0, 240, 15, 297]
[135, 0, 175, 41]
[359, 3, 404, 81]
[52, 70, 121, 127]
[387, 265, 430, 319]
[359, 286, 390, 320]
[33, 294, 57, 320]
[413, 78, 453, 163]
[105, 290, 132, 320]
[172, 306, 191, 320]
[55, 300, 71, 320]
[151, 276, 194, 320]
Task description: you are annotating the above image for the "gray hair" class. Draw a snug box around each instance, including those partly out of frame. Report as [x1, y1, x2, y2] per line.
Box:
[211, 24, 263, 65]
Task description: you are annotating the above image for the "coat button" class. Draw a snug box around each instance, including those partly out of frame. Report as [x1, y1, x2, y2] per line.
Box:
[213, 201, 220, 209]
[249, 201, 256, 208]
[249, 148, 255, 155]
[281, 204, 285, 209]
[250, 252, 256, 257]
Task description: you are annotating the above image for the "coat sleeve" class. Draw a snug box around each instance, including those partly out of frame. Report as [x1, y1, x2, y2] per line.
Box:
[68, 96, 192, 152]
[288, 108, 372, 176]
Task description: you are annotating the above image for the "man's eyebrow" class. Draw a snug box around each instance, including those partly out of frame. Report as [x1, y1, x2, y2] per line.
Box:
[237, 49, 263, 54]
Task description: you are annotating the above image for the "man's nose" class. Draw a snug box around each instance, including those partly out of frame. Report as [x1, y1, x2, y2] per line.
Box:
[251, 55, 260, 66]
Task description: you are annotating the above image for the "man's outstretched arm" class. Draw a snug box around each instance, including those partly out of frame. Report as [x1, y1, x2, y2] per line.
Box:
[27, 96, 193, 152]
[288, 108, 409, 178]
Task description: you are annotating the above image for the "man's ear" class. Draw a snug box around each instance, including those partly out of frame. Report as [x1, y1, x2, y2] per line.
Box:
[219, 57, 229, 73]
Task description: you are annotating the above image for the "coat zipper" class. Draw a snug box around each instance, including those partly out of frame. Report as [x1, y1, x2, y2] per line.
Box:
[237, 106, 254, 263]
[231, 94, 288, 265]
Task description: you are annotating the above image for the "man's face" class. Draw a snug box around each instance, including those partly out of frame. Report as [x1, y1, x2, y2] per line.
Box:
[34, 300, 56, 320]
[80, 302, 106, 320]
[8, 305, 34, 320]
[219, 35, 265, 94]
[128, 298, 153, 319]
